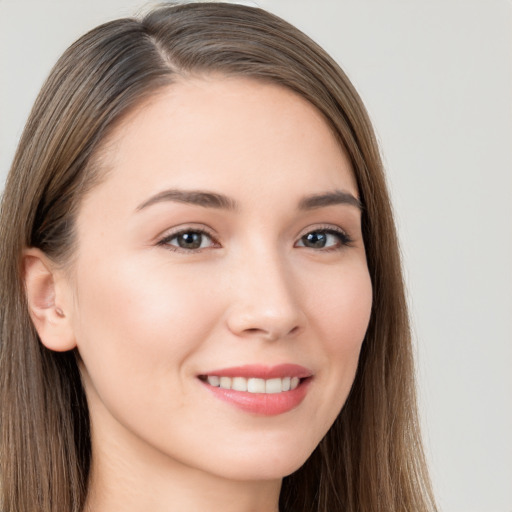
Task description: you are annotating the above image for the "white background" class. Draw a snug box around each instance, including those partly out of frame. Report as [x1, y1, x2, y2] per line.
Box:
[1, 1, 511, 511]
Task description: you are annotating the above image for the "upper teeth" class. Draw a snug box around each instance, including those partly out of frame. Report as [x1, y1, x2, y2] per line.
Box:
[206, 376, 300, 393]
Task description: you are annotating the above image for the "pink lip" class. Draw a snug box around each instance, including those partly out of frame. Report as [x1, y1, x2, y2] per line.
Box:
[198, 364, 313, 416]
[200, 363, 312, 379]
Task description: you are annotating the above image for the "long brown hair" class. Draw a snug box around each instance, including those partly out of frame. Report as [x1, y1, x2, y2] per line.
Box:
[0, 3, 437, 511]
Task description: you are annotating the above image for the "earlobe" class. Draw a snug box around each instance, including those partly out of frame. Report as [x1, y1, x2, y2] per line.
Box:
[22, 248, 77, 352]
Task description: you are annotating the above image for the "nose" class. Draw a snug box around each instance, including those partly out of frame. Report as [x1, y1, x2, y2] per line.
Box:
[225, 250, 306, 342]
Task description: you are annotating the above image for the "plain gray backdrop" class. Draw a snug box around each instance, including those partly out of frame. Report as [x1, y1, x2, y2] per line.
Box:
[1, 1, 511, 511]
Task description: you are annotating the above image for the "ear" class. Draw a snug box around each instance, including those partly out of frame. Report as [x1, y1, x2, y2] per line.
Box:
[22, 248, 77, 352]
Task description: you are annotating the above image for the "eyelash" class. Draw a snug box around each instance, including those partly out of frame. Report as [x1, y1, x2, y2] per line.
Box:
[157, 227, 219, 252]
[157, 225, 353, 253]
[296, 226, 353, 252]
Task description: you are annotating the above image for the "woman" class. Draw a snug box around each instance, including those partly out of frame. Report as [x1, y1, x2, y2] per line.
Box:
[0, 3, 437, 511]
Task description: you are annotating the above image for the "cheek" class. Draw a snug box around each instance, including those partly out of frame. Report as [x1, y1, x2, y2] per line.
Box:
[307, 261, 373, 350]
[304, 262, 372, 407]
[70, 255, 228, 445]
[70, 255, 221, 389]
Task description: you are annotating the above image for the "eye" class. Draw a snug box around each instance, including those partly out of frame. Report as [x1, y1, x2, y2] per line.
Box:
[295, 228, 352, 250]
[158, 229, 218, 251]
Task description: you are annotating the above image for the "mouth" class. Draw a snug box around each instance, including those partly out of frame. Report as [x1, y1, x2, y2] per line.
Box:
[197, 364, 313, 415]
[198, 374, 305, 393]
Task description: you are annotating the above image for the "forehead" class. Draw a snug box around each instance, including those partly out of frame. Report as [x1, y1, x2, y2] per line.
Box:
[84, 76, 357, 213]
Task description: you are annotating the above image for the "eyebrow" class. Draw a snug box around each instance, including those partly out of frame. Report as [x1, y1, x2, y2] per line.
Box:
[136, 188, 362, 212]
[136, 189, 238, 211]
[298, 190, 363, 211]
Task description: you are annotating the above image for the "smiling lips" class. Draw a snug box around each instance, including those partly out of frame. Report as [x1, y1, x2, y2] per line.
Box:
[205, 375, 301, 393]
[199, 364, 312, 415]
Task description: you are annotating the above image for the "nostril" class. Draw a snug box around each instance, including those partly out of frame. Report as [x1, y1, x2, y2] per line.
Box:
[225, 299, 306, 341]
[241, 324, 301, 341]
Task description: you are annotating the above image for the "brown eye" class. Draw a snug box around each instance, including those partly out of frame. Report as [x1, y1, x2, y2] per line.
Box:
[301, 232, 329, 248]
[161, 230, 216, 251]
[296, 229, 350, 250]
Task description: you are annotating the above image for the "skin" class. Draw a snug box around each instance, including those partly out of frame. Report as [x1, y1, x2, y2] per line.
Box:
[25, 76, 373, 512]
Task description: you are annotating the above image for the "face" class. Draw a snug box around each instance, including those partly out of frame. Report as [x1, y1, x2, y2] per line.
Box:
[65, 77, 372, 482]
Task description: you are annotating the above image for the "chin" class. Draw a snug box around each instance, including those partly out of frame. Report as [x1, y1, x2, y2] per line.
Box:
[203, 440, 317, 482]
